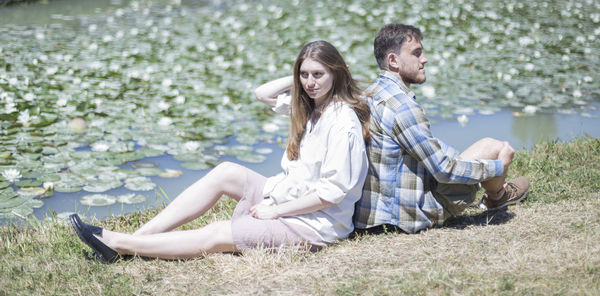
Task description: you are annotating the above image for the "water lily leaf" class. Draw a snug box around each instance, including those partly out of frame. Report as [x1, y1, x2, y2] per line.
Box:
[0, 187, 42, 219]
[17, 187, 46, 198]
[0, 180, 11, 189]
[180, 161, 211, 170]
[135, 167, 163, 176]
[235, 153, 266, 163]
[116, 193, 146, 204]
[131, 161, 158, 168]
[83, 179, 123, 193]
[54, 183, 84, 193]
[255, 148, 273, 155]
[80, 194, 117, 206]
[124, 176, 156, 191]
[16, 179, 43, 187]
[158, 169, 182, 178]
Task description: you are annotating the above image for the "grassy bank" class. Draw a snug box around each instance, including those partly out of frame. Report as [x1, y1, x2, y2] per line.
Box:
[1, 137, 599, 295]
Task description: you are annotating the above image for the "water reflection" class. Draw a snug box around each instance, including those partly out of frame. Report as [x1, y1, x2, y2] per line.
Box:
[511, 112, 558, 147]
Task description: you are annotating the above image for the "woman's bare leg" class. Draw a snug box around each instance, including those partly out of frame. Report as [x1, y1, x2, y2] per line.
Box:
[134, 162, 249, 235]
[101, 220, 236, 259]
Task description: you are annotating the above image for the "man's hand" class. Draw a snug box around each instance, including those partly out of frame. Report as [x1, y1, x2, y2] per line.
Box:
[498, 141, 515, 173]
[250, 203, 280, 220]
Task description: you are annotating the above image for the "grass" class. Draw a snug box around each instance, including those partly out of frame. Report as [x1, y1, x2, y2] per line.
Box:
[1, 137, 599, 295]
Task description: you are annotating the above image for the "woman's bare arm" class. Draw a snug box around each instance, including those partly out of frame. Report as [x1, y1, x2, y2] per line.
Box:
[254, 75, 293, 107]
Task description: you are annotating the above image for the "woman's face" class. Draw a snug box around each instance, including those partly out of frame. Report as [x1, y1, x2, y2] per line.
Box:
[299, 58, 333, 106]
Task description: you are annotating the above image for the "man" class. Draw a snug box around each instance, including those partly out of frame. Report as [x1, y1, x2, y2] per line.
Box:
[354, 24, 530, 234]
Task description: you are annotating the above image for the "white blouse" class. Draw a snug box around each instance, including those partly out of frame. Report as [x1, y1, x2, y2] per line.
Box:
[263, 95, 368, 243]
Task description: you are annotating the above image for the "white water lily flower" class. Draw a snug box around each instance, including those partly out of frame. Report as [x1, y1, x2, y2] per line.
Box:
[158, 117, 172, 127]
[91, 142, 110, 152]
[89, 61, 103, 70]
[46, 66, 58, 75]
[2, 169, 22, 183]
[17, 109, 31, 126]
[421, 85, 436, 98]
[457, 114, 469, 127]
[162, 78, 172, 88]
[24, 93, 35, 101]
[506, 91, 515, 99]
[158, 101, 170, 111]
[523, 105, 538, 115]
[519, 36, 534, 46]
[43, 182, 54, 191]
[56, 97, 68, 106]
[524, 63, 535, 71]
[175, 95, 185, 104]
[184, 141, 201, 152]
[573, 90, 582, 98]
[4, 103, 17, 113]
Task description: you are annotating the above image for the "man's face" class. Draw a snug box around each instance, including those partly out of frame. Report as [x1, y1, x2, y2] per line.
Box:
[396, 37, 428, 86]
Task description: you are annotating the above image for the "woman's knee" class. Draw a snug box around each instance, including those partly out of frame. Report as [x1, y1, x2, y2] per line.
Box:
[208, 162, 248, 198]
[199, 221, 236, 252]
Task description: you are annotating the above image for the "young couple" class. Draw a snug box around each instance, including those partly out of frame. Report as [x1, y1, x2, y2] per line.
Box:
[71, 24, 530, 262]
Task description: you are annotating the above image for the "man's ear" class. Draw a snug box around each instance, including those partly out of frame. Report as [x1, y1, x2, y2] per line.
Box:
[386, 52, 399, 71]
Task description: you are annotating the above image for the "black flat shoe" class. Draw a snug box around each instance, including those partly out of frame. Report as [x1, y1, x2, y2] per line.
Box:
[69, 214, 119, 263]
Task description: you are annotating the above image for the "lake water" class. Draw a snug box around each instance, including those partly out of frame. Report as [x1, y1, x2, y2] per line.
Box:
[0, 0, 598, 222]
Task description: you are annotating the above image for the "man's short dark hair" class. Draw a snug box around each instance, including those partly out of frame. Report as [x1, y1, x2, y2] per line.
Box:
[374, 24, 423, 69]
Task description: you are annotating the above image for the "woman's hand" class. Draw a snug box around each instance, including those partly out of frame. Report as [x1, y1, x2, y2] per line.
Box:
[250, 203, 280, 220]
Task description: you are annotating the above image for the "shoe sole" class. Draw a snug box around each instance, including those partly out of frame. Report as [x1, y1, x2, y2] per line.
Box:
[69, 215, 115, 263]
[478, 189, 529, 211]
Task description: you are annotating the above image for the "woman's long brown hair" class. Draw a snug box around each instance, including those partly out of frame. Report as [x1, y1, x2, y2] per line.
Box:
[287, 40, 370, 160]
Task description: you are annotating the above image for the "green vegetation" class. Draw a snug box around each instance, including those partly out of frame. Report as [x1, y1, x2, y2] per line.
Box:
[1, 137, 598, 295]
[0, 0, 599, 219]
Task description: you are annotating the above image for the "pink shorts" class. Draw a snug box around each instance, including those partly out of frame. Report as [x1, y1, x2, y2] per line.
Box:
[231, 168, 326, 250]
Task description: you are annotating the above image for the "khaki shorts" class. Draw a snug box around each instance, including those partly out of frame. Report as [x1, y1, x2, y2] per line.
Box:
[434, 182, 480, 218]
[231, 168, 325, 250]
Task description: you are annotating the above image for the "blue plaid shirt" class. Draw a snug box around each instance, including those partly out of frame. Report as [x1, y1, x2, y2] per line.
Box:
[354, 71, 504, 233]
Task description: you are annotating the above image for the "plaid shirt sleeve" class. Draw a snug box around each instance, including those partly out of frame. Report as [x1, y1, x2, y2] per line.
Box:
[392, 98, 504, 184]
[354, 72, 503, 233]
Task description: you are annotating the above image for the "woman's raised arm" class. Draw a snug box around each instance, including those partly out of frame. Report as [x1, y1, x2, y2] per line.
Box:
[254, 75, 293, 107]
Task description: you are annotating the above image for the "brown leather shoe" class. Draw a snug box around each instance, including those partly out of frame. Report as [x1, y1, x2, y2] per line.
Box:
[479, 176, 530, 211]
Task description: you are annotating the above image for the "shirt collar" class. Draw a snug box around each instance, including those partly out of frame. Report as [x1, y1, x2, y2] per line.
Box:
[380, 70, 416, 100]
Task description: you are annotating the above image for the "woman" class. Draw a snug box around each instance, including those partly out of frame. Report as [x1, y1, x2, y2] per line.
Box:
[70, 40, 370, 262]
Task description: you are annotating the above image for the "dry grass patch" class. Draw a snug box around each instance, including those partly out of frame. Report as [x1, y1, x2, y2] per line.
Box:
[83, 195, 599, 295]
[1, 139, 599, 295]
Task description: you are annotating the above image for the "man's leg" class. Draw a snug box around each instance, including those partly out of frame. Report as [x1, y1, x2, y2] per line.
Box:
[459, 137, 508, 196]
[459, 137, 529, 210]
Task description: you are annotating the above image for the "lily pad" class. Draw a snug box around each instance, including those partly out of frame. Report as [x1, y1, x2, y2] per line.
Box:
[135, 167, 164, 177]
[180, 161, 211, 170]
[16, 187, 46, 198]
[83, 179, 123, 193]
[158, 169, 182, 178]
[124, 176, 156, 191]
[80, 194, 117, 206]
[116, 193, 146, 204]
